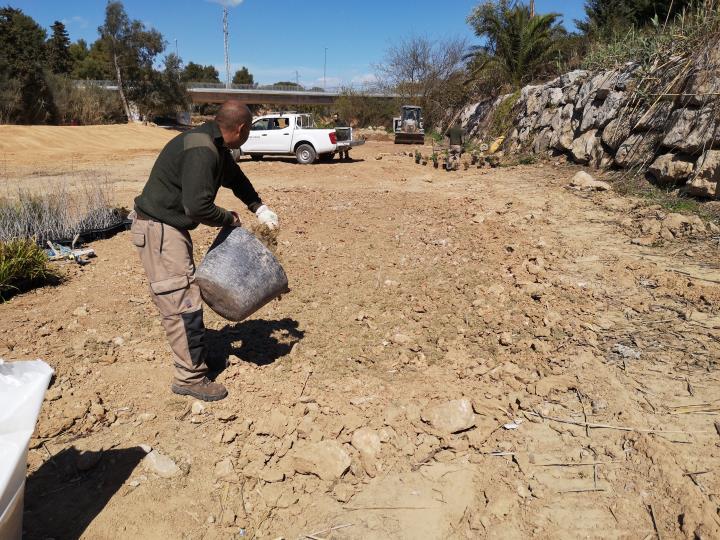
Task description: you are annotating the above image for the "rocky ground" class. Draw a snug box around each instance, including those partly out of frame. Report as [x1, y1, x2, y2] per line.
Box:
[2, 127, 720, 539]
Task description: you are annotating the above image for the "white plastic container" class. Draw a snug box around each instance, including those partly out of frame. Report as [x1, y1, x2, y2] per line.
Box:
[0, 359, 54, 540]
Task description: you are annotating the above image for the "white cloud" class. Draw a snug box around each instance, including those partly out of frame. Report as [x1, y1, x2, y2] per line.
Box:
[207, 0, 245, 6]
[351, 73, 378, 85]
[61, 16, 88, 29]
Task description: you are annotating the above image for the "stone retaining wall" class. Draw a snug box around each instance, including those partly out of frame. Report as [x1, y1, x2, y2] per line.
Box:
[461, 54, 720, 197]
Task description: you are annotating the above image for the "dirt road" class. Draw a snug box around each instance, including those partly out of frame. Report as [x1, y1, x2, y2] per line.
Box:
[2, 126, 719, 539]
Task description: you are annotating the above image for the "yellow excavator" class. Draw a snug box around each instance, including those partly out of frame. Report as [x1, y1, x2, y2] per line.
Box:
[393, 105, 425, 144]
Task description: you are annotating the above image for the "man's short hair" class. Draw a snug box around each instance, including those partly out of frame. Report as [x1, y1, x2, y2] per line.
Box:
[216, 100, 252, 130]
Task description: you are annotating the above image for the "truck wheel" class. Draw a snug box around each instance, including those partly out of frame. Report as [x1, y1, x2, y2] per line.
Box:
[250, 154, 263, 161]
[295, 144, 316, 165]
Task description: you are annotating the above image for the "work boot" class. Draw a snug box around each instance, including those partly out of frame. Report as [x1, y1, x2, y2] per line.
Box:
[171, 377, 228, 402]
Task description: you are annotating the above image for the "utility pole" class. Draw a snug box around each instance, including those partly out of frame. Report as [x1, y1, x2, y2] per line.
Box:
[295, 70, 299, 87]
[174, 38, 178, 57]
[323, 47, 327, 90]
[223, 7, 230, 88]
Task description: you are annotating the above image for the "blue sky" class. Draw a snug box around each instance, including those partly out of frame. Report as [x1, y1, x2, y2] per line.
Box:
[14, 0, 586, 86]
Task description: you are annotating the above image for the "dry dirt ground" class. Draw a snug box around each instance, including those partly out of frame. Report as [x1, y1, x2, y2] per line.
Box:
[2, 125, 720, 539]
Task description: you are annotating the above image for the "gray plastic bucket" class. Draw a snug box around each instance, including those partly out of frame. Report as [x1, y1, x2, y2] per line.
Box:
[196, 226, 289, 321]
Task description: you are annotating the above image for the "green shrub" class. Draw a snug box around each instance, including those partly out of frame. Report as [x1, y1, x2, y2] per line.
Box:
[0, 239, 55, 296]
[582, 2, 720, 71]
[47, 75, 125, 125]
[427, 130, 443, 143]
[487, 90, 521, 139]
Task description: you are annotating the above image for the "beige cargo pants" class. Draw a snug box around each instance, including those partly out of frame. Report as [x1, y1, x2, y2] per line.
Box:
[130, 213, 208, 386]
[449, 145, 462, 170]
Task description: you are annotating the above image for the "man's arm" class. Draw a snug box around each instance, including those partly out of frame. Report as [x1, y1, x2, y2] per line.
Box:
[180, 147, 235, 227]
[220, 154, 263, 212]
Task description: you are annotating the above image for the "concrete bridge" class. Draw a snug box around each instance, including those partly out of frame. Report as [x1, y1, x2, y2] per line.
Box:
[77, 81, 396, 105]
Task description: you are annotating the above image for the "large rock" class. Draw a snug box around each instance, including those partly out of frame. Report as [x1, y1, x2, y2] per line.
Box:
[559, 69, 589, 88]
[663, 213, 706, 236]
[351, 428, 382, 457]
[634, 100, 674, 131]
[595, 70, 621, 99]
[255, 409, 288, 438]
[614, 65, 639, 91]
[422, 399, 476, 434]
[291, 441, 351, 481]
[648, 154, 695, 186]
[144, 450, 182, 479]
[533, 128, 553, 154]
[569, 171, 611, 191]
[576, 71, 616, 108]
[214, 458, 237, 482]
[537, 106, 558, 129]
[680, 59, 720, 107]
[579, 91, 624, 132]
[615, 133, 661, 168]
[351, 428, 382, 478]
[541, 86, 564, 108]
[551, 104, 576, 151]
[662, 105, 718, 154]
[522, 85, 545, 116]
[686, 150, 720, 198]
[601, 116, 632, 151]
[570, 129, 601, 164]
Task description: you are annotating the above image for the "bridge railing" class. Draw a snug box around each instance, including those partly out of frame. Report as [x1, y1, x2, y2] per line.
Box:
[72, 80, 394, 97]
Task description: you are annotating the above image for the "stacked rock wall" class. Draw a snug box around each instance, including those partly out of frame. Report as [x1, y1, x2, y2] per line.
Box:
[461, 53, 720, 197]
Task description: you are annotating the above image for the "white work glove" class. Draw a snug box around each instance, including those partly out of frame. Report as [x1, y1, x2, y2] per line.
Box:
[255, 205, 279, 230]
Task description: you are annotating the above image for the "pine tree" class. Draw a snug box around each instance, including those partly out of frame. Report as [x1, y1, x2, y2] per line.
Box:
[46, 20, 72, 74]
[232, 66, 254, 85]
[181, 62, 220, 83]
[0, 7, 55, 123]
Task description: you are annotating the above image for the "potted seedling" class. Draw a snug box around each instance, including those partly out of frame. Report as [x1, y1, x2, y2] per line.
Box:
[431, 153, 438, 168]
[414, 150, 421, 164]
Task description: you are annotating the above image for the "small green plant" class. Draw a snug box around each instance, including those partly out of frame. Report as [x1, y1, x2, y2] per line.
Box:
[488, 90, 521, 139]
[518, 154, 538, 165]
[428, 130, 444, 144]
[0, 239, 56, 297]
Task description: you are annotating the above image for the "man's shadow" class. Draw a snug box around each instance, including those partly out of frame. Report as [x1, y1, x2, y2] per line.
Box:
[23, 446, 146, 539]
[205, 317, 304, 373]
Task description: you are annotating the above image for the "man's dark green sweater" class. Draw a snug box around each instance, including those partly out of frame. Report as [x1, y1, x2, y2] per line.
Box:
[134, 121, 262, 230]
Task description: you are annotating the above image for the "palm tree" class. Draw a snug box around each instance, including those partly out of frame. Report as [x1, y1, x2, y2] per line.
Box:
[466, 0, 565, 90]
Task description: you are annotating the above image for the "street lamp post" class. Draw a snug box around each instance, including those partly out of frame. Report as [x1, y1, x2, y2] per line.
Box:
[323, 47, 327, 90]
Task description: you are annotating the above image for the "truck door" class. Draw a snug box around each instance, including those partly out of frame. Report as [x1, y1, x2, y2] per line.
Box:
[241, 117, 271, 153]
[264, 116, 292, 152]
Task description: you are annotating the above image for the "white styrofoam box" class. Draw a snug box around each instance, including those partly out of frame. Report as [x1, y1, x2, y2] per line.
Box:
[0, 360, 54, 540]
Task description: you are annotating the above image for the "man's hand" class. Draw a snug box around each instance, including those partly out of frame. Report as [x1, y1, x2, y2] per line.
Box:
[230, 211, 242, 227]
[255, 205, 279, 230]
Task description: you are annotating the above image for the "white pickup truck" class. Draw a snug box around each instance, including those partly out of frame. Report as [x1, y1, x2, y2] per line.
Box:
[240, 112, 363, 164]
